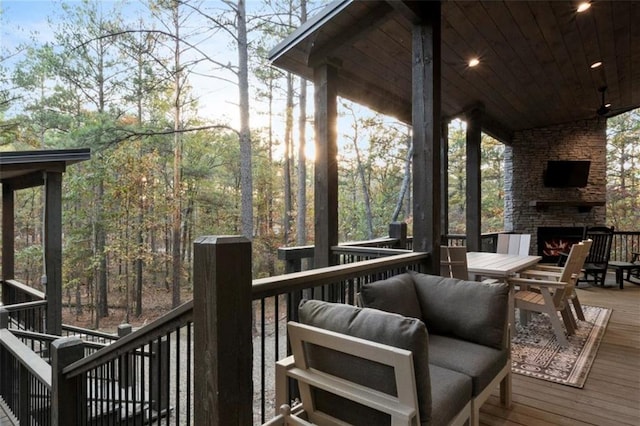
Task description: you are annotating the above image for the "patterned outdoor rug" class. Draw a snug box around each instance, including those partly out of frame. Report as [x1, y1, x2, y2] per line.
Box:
[511, 305, 611, 388]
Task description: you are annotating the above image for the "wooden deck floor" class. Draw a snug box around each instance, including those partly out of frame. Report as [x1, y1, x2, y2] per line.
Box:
[483, 273, 640, 425]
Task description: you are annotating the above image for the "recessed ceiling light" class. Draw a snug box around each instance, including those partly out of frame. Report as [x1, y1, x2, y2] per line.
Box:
[577, 2, 591, 13]
[590, 61, 602, 69]
[468, 58, 480, 67]
[605, 102, 611, 108]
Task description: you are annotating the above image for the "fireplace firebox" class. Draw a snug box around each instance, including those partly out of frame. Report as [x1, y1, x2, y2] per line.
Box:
[537, 226, 585, 263]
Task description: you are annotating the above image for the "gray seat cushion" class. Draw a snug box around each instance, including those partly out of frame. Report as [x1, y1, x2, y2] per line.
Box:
[428, 334, 508, 396]
[429, 364, 472, 426]
[298, 299, 432, 424]
[359, 272, 423, 319]
[410, 271, 509, 350]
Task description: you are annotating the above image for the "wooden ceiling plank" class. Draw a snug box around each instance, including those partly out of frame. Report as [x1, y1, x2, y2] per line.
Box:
[574, 2, 607, 104]
[506, 2, 574, 124]
[442, 4, 530, 127]
[337, 69, 411, 123]
[307, 2, 393, 67]
[454, 2, 538, 110]
[549, 1, 599, 116]
[483, 1, 557, 127]
[478, 2, 536, 87]
[609, 1, 633, 110]
[629, 3, 640, 106]
[530, 2, 582, 116]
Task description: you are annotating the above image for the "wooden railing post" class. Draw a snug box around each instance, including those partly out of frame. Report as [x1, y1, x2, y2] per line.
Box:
[194, 236, 252, 425]
[0, 308, 7, 401]
[51, 336, 84, 426]
[117, 324, 134, 392]
[0, 307, 7, 329]
[389, 222, 407, 248]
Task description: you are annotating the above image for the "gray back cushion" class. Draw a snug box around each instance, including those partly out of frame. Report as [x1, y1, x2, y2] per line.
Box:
[410, 271, 508, 350]
[359, 273, 423, 319]
[298, 299, 432, 425]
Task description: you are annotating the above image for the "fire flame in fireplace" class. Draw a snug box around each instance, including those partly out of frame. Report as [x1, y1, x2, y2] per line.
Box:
[543, 239, 573, 256]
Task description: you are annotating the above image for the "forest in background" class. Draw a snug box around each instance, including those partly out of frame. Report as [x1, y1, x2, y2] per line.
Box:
[1, 0, 638, 327]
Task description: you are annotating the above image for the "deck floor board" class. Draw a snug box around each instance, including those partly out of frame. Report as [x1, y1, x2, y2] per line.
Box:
[482, 272, 640, 425]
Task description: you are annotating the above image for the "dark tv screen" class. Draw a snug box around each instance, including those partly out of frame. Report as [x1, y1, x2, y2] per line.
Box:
[544, 160, 590, 188]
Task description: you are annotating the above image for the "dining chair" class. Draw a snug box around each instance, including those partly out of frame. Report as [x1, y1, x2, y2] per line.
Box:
[496, 234, 531, 256]
[525, 239, 592, 322]
[507, 241, 589, 346]
[440, 246, 469, 280]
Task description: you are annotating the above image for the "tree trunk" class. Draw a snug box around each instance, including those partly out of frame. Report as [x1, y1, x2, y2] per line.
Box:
[296, 0, 308, 249]
[284, 72, 294, 244]
[97, 178, 108, 319]
[172, 1, 183, 308]
[353, 137, 374, 239]
[238, 0, 253, 241]
[393, 140, 413, 222]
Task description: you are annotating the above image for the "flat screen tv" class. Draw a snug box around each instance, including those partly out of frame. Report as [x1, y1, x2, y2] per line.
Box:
[543, 160, 590, 188]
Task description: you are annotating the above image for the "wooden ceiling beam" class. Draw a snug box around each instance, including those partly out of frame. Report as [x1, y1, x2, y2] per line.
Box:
[3, 171, 47, 190]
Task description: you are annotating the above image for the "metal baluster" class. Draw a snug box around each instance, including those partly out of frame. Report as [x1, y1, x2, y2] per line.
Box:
[187, 323, 192, 426]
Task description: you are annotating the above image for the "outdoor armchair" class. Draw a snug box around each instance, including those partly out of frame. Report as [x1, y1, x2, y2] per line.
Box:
[508, 241, 590, 346]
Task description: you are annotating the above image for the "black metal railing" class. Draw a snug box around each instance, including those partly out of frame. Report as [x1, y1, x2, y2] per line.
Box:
[611, 231, 640, 262]
[3, 299, 47, 333]
[61, 324, 120, 345]
[0, 319, 52, 425]
[62, 301, 194, 425]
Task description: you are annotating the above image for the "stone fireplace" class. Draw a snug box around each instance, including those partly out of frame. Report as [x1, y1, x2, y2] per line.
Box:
[504, 118, 607, 257]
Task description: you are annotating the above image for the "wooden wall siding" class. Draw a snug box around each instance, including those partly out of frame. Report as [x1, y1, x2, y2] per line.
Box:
[270, 1, 640, 138]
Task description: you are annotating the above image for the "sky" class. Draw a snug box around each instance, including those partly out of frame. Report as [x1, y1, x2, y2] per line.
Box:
[1, 0, 265, 129]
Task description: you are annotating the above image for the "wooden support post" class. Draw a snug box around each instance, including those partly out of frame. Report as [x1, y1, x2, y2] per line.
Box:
[193, 236, 252, 425]
[389, 222, 407, 249]
[51, 337, 84, 426]
[466, 108, 483, 252]
[44, 172, 63, 335]
[0, 307, 7, 330]
[313, 62, 339, 269]
[411, 1, 442, 273]
[441, 120, 450, 245]
[2, 184, 15, 305]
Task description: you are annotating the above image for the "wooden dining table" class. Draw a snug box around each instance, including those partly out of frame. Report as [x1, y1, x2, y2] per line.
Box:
[466, 252, 542, 280]
[466, 252, 542, 338]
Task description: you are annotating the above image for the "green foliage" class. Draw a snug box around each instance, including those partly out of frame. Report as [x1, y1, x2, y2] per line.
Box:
[338, 102, 411, 241]
[446, 120, 505, 234]
[606, 110, 640, 231]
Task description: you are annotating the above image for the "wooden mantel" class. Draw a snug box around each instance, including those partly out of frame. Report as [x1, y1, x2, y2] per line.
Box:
[529, 200, 605, 213]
